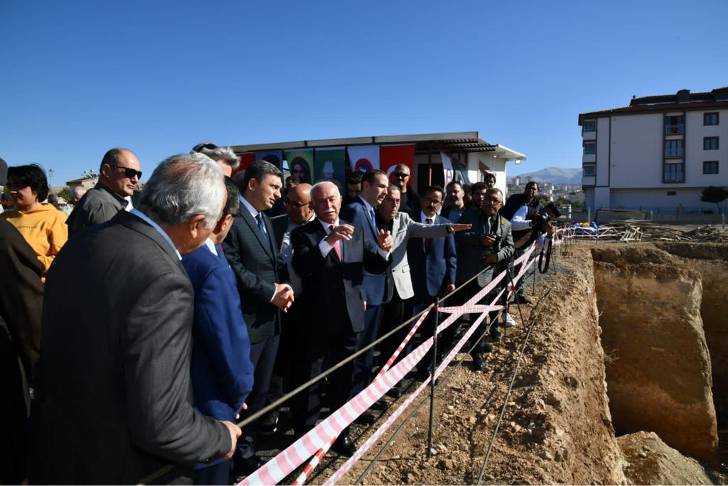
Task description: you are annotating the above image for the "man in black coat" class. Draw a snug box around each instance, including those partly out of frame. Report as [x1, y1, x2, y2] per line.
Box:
[32, 154, 240, 484]
[291, 181, 387, 456]
[0, 218, 43, 483]
[223, 160, 293, 472]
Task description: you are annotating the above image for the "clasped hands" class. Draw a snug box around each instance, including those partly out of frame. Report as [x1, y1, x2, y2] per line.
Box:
[272, 282, 294, 312]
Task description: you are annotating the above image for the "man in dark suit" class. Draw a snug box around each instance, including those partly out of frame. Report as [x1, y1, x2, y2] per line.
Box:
[32, 153, 240, 484]
[223, 160, 292, 473]
[455, 187, 514, 371]
[340, 170, 393, 398]
[182, 178, 254, 485]
[0, 218, 43, 483]
[291, 181, 387, 456]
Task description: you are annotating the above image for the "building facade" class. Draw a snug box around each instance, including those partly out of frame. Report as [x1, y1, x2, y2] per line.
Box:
[579, 87, 728, 213]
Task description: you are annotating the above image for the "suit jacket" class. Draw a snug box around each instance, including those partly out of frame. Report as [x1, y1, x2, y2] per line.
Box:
[407, 214, 457, 299]
[223, 202, 286, 343]
[455, 208, 515, 287]
[291, 219, 385, 333]
[33, 211, 230, 484]
[182, 242, 254, 425]
[340, 197, 389, 306]
[66, 184, 128, 237]
[0, 218, 43, 383]
[381, 212, 451, 303]
[399, 186, 421, 218]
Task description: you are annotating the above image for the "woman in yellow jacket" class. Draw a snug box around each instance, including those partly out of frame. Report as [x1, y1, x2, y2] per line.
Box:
[3, 164, 68, 279]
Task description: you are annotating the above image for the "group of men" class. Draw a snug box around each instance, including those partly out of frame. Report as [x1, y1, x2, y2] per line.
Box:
[1, 144, 555, 484]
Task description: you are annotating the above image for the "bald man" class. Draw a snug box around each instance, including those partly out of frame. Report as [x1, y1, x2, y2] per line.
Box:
[67, 148, 142, 237]
[290, 182, 387, 456]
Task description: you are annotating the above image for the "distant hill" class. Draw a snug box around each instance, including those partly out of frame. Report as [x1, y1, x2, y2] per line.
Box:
[509, 167, 582, 185]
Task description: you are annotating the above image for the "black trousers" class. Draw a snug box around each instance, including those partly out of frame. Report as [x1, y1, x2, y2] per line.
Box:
[377, 291, 411, 372]
[291, 324, 359, 436]
[193, 461, 231, 485]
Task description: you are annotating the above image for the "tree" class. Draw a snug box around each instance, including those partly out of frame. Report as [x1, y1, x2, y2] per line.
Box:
[701, 186, 728, 213]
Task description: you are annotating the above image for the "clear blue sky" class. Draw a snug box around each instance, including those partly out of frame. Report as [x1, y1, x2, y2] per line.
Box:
[2, 0, 727, 185]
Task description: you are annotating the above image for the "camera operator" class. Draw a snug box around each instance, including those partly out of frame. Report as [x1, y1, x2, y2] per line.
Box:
[501, 182, 559, 303]
[455, 187, 514, 371]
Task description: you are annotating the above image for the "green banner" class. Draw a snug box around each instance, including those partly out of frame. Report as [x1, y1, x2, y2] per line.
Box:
[314, 147, 346, 190]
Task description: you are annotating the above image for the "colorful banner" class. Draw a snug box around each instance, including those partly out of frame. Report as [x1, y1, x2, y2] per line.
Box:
[441, 151, 454, 187]
[255, 150, 283, 168]
[233, 152, 256, 176]
[283, 149, 314, 184]
[347, 144, 380, 172]
[314, 147, 346, 189]
[380, 144, 415, 182]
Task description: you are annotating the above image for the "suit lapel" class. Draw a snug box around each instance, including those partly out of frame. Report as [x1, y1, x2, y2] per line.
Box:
[358, 198, 379, 242]
[118, 211, 183, 269]
[240, 210, 274, 260]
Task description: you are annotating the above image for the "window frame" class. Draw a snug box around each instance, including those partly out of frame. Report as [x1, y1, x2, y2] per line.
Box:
[703, 136, 719, 150]
[583, 140, 597, 155]
[582, 119, 596, 133]
[704, 112, 719, 126]
[703, 160, 719, 175]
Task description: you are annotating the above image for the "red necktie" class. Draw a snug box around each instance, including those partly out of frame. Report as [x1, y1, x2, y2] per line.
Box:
[329, 225, 342, 260]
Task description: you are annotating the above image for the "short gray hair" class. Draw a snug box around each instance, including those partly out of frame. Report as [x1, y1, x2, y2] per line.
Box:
[137, 153, 225, 229]
[310, 181, 340, 199]
[197, 145, 239, 170]
[486, 187, 503, 202]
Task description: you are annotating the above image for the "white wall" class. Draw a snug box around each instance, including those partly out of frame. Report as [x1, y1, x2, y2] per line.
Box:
[596, 117, 610, 186]
[610, 188, 722, 212]
[466, 152, 508, 195]
[594, 187, 611, 210]
[609, 113, 663, 188]
[685, 109, 728, 186]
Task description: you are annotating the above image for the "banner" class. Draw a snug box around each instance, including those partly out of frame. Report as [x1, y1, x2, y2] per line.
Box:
[234, 152, 256, 176]
[380, 144, 415, 182]
[314, 147, 346, 189]
[255, 150, 283, 169]
[441, 151, 454, 187]
[283, 149, 314, 184]
[347, 144, 380, 172]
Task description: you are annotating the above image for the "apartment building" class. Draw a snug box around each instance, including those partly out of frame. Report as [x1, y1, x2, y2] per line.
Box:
[579, 87, 728, 213]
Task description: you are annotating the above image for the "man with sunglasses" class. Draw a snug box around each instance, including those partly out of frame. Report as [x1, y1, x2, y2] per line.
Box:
[390, 163, 420, 218]
[67, 147, 142, 237]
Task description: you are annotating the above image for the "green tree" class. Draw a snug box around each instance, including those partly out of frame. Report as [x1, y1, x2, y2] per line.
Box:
[700, 186, 728, 213]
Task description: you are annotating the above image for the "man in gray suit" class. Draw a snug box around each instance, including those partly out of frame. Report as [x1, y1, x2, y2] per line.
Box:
[455, 187, 514, 371]
[33, 153, 240, 484]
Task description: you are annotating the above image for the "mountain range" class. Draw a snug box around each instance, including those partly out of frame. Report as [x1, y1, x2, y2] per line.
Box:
[508, 167, 582, 185]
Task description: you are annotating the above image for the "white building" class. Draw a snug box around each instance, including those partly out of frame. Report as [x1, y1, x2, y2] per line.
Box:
[232, 131, 526, 197]
[579, 87, 728, 213]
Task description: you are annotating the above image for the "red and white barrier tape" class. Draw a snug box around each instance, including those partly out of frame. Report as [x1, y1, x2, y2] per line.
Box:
[377, 307, 431, 378]
[239, 244, 537, 485]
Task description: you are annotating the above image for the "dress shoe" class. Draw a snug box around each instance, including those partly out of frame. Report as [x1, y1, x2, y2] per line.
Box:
[331, 433, 356, 457]
[232, 454, 264, 478]
[490, 327, 502, 341]
[386, 385, 403, 399]
[471, 353, 487, 372]
[480, 340, 494, 353]
[356, 411, 377, 425]
[259, 410, 279, 436]
[514, 294, 532, 305]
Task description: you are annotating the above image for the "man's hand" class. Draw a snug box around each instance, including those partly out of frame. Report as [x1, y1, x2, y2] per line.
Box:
[480, 235, 497, 248]
[450, 223, 472, 232]
[325, 224, 355, 244]
[221, 420, 242, 460]
[272, 283, 294, 312]
[378, 229, 393, 252]
[445, 283, 456, 294]
[481, 254, 498, 265]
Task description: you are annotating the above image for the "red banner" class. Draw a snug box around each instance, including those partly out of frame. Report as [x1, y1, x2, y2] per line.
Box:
[233, 152, 256, 176]
[380, 144, 415, 184]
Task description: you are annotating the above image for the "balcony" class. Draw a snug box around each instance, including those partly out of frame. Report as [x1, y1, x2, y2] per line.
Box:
[664, 124, 685, 136]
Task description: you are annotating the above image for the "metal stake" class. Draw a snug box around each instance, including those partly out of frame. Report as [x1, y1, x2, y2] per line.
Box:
[426, 298, 439, 457]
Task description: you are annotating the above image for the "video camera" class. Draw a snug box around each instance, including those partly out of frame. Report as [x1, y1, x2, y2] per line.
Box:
[531, 202, 561, 234]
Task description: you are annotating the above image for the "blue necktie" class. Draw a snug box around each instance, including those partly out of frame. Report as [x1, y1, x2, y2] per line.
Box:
[256, 213, 269, 242]
[369, 208, 376, 230]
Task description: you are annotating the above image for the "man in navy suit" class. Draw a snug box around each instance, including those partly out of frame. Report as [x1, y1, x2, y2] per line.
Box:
[291, 182, 387, 455]
[182, 178, 254, 485]
[340, 170, 393, 398]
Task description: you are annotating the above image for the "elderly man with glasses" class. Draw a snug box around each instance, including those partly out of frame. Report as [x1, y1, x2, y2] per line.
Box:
[66, 147, 142, 237]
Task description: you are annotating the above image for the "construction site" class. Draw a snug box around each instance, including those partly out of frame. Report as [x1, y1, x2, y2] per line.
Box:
[287, 224, 728, 485]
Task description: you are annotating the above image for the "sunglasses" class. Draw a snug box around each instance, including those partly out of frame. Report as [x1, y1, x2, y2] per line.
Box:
[392, 172, 409, 178]
[115, 166, 143, 179]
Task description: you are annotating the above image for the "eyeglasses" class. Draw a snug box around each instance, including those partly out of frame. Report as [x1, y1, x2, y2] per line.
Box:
[392, 172, 409, 178]
[115, 166, 142, 179]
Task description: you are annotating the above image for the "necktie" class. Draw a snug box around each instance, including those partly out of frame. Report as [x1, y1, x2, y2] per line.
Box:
[329, 225, 342, 260]
[256, 213, 269, 242]
[425, 218, 433, 253]
[368, 208, 376, 229]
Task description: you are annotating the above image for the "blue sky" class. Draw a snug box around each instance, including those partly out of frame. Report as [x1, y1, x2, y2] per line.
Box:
[2, 0, 727, 184]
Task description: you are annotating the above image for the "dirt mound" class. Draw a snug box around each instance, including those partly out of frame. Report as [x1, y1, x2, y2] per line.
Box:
[619, 431, 716, 485]
[593, 245, 718, 461]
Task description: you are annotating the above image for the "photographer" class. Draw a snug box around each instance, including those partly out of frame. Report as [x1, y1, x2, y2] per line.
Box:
[455, 187, 514, 371]
[502, 182, 559, 303]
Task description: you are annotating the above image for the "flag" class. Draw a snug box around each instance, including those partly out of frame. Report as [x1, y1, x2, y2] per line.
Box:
[380, 144, 415, 180]
[284, 149, 314, 184]
[314, 147, 346, 188]
[441, 152, 454, 187]
[347, 145, 380, 172]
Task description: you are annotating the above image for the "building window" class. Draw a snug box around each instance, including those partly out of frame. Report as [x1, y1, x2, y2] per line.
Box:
[664, 114, 685, 136]
[703, 160, 719, 174]
[582, 120, 596, 133]
[663, 162, 685, 183]
[704, 112, 719, 126]
[583, 140, 596, 155]
[704, 137, 719, 150]
[583, 164, 595, 176]
[666, 191, 677, 196]
[664, 139, 684, 158]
